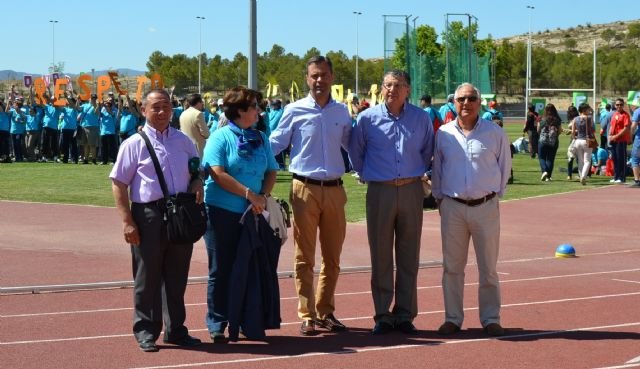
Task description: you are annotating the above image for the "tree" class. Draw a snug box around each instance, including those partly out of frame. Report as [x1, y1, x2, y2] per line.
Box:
[564, 38, 577, 51]
[627, 23, 640, 39]
[601, 29, 616, 46]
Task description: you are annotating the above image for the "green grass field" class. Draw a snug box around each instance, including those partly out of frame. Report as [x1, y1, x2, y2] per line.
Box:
[0, 121, 611, 222]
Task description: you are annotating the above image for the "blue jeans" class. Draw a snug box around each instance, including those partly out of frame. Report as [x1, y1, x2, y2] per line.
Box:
[203, 205, 243, 334]
[610, 141, 628, 181]
[538, 144, 558, 178]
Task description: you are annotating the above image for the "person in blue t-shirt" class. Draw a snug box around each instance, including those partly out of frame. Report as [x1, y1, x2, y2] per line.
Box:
[201, 86, 279, 343]
[24, 102, 42, 162]
[0, 98, 12, 162]
[117, 95, 142, 143]
[98, 97, 119, 164]
[599, 103, 613, 149]
[267, 99, 286, 169]
[59, 96, 81, 163]
[79, 94, 100, 164]
[9, 96, 28, 162]
[629, 103, 640, 187]
[482, 101, 504, 127]
[41, 92, 62, 161]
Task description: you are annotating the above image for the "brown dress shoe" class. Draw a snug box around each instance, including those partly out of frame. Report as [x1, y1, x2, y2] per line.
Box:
[300, 320, 316, 336]
[315, 314, 347, 332]
[484, 323, 505, 337]
[437, 321, 461, 336]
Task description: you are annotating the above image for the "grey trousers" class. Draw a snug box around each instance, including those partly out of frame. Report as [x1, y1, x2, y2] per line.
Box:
[130, 201, 193, 343]
[366, 181, 424, 324]
[440, 196, 501, 328]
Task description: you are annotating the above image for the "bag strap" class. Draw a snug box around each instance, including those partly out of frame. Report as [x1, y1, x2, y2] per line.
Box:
[139, 130, 170, 202]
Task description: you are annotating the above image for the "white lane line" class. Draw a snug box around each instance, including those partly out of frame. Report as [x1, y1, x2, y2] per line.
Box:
[612, 279, 640, 285]
[3, 268, 639, 319]
[595, 363, 640, 369]
[125, 322, 640, 369]
[2, 291, 639, 345]
[628, 355, 640, 364]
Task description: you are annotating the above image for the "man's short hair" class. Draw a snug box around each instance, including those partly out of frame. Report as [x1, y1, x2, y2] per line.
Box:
[454, 83, 481, 99]
[141, 89, 170, 106]
[306, 55, 333, 74]
[383, 70, 411, 86]
[186, 93, 203, 107]
[420, 95, 432, 104]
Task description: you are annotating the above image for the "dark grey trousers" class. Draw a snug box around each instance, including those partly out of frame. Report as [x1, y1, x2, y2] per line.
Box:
[130, 201, 193, 343]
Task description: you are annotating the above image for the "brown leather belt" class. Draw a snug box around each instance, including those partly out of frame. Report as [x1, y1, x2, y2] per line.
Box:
[450, 192, 496, 207]
[293, 173, 343, 187]
[373, 177, 421, 187]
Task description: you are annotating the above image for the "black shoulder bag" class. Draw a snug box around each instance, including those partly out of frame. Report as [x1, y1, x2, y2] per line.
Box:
[139, 131, 207, 244]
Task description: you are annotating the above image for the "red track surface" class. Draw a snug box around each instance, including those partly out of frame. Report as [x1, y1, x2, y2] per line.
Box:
[1, 185, 639, 369]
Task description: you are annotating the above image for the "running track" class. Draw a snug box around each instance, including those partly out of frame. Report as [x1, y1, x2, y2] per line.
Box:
[1, 185, 639, 369]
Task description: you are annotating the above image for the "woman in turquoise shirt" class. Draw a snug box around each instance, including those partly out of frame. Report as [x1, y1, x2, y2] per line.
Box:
[201, 86, 279, 343]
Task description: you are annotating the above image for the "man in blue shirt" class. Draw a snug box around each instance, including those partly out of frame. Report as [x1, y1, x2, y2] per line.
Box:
[432, 83, 512, 337]
[267, 99, 285, 169]
[349, 70, 434, 335]
[599, 103, 613, 149]
[629, 102, 640, 187]
[270, 56, 352, 336]
[41, 93, 62, 162]
[9, 96, 28, 162]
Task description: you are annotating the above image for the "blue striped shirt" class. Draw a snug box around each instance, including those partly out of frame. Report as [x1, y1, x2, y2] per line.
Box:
[349, 102, 434, 182]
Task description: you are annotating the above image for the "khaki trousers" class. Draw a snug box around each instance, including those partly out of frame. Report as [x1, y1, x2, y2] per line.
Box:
[440, 196, 501, 328]
[291, 179, 347, 320]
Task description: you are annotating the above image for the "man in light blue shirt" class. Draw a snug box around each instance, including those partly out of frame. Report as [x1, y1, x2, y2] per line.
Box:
[432, 83, 511, 338]
[270, 55, 352, 336]
[349, 70, 434, 335]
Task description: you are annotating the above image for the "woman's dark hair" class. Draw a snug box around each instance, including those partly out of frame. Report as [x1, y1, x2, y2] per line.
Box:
[543, 103, 561, 125]
[223, 86, 259, 121]
[578, 102, 591, 114]
[567, 105, 579, 121]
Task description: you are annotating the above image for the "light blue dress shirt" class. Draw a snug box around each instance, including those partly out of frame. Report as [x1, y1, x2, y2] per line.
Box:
[269, 94, 352, 180]
[349, 102, 434, 182]
[432, 118, 512, 200]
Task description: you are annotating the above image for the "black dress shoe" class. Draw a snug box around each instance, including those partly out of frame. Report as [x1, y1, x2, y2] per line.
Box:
[139, 340, 159, 352]
[437, 321, 461, 336]
[372, 321, 394, 335]
[315, 313, 347, 332]
[210, 332, 228, 344]
[397, 321, 418, 334]
[300, 320, 316, 336]
[163, 335, 202, 347]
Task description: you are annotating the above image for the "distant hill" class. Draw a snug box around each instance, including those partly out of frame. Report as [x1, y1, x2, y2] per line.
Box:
[495, 19, 640, 53]
[0, 68, 146, 81]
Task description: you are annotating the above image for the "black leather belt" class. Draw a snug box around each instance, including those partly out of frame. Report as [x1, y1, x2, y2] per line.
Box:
[293, 173, 343, 187]
[450, 192, 496, 207]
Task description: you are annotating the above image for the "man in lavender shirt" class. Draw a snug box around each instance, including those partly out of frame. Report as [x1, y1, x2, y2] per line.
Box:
[432, 83, 512, 337]
[110, 89, 203, 352]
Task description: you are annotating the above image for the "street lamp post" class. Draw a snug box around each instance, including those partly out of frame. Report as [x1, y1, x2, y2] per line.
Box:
[525, 5, 534, 113]
[196, 16, 205, 94]
[49, 20, 59, 72]
[353, 11, 362, 97]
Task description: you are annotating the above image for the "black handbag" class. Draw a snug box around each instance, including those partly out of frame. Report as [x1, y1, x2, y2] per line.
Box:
[139, 131, 207, 244]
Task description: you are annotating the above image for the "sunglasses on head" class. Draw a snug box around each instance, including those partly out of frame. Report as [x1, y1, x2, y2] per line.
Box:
[455, 96, 478, 103]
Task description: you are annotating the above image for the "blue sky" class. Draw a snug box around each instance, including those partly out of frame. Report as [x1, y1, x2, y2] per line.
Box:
[2, 0, 636, 74]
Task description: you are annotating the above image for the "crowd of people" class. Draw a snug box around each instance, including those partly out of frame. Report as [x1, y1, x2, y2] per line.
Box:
[8, 57, 638, 354]
[523, 98, 639, 187]
[106, 55, 517, 353]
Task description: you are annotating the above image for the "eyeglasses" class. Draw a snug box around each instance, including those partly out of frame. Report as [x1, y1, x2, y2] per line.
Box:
[455, 96, 479, 103]
[382, 82, 407, 90]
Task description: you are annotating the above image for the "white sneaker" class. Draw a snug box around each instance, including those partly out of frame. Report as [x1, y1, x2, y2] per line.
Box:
[541, 172, 548, 181]
[609, 179, 616, 183]
[614, 179, 622, 184]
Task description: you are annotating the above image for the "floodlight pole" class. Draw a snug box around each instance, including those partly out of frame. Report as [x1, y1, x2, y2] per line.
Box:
[526, 5, 534, 114]
[248, 0, 258, 89]
[196, 16, 205, 94]
[49, 20, 59, 72]
[353, 11, 362, 96]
